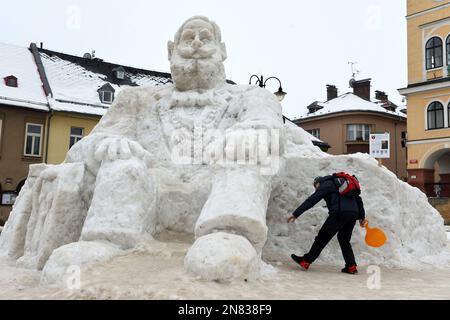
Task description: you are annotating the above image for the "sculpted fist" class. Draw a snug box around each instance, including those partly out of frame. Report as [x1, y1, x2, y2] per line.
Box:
[224, 128, 275, 164]
[94, 137, 147, 162]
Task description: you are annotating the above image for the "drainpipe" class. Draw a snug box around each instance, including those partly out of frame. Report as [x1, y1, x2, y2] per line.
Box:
[394, 121, 398, 177]
[45, 110, 54, 164]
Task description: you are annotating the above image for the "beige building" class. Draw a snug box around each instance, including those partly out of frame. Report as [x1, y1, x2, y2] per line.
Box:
[294, 79, 408, 180]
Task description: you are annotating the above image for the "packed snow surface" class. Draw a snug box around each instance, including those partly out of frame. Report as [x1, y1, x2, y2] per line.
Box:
[0, 232, 449, 300]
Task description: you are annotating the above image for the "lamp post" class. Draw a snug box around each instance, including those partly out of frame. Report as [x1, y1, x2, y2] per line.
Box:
[249, 74, 288, 122]
[249, 75, 287, 102]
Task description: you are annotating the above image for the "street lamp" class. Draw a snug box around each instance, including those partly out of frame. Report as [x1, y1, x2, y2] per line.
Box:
[249, 75, 287, 102]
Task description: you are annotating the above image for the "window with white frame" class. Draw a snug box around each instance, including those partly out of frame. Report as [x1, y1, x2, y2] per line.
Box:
[69, 127, 84, 149]
[347, 124, 371, 142]
[100, 90, 114, 104]
[426, 37, 443, 70]
[427, 101, 444, 130]
[307, 128, 320, 139]
[24, 123, 43, 157]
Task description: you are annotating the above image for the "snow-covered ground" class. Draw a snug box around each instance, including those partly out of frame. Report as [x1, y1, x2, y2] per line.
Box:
[0, 230, 449, 300]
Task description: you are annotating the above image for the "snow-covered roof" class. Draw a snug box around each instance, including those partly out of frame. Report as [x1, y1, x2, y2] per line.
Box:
[38, 49, 172, 115]
[297, 92, 407, 120]
[0, 42, 49, 111]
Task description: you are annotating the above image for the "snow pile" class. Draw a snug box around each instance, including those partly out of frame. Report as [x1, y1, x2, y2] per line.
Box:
[264, 150, 449, 269]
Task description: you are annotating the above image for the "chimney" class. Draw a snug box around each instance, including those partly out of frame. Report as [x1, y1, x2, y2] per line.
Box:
[326, 84, 338, 101]
[352, 78, 371, 101]
[375, 90, 388, 101]
[40, 42, 43, 49]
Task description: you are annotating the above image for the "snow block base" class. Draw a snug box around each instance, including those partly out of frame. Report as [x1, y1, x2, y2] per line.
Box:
[184, 232, 260, 282]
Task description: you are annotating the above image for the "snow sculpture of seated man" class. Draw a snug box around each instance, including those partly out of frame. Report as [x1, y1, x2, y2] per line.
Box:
[0, 16, 285, 282]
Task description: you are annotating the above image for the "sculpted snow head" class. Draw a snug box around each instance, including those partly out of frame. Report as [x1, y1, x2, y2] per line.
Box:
[168, 16, 227, 91]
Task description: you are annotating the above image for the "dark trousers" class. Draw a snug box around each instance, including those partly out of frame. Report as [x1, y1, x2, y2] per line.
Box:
[304, 212, 357, 266]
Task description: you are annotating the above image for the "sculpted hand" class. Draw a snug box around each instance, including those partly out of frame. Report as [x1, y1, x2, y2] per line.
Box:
[224, 128, 267, 163]
[94, 137, 147, 162]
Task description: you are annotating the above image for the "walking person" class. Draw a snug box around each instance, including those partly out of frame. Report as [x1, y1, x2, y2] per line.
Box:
[287, 174, 368, 274]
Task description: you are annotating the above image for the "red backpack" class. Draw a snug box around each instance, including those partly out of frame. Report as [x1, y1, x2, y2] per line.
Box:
[332, 172, 361, 197]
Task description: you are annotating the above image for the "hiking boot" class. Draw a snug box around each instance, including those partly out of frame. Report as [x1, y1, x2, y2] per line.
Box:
[341, 265, 358, 274]
[291, 254, 311, 271]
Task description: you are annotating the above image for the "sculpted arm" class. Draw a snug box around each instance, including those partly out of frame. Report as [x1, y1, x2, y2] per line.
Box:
[220, 87, 286, 164]
[65, 88, 148, 169]
[235, 87, 284, 131]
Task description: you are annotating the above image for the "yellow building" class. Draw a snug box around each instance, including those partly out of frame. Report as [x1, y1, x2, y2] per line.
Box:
[399, 0, 450, 198]
[45, 112, 100, 164]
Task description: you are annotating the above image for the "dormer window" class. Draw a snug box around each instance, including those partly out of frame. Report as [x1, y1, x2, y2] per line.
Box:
[112, 66, 126, 80]
[4, 75, 18, 87]
[97, 83, 115, 104]
[307, 101, 323, 114]
[101, 91, 114, 103]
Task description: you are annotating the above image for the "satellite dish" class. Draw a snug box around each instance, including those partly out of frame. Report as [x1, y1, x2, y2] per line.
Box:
[83, 53, 92, 59]
[349, 78, 356, 88]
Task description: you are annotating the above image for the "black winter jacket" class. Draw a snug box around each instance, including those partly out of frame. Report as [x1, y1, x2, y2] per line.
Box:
[292, 176, 365, 220]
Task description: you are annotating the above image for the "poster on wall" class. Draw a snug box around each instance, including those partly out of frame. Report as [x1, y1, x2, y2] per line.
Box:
[1, 192, 17, 206]
[370, 133, 390, 159]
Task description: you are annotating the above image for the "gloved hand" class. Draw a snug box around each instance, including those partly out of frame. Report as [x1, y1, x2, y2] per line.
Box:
[287, 215, 297, 223]
[359, 219, 369, 228]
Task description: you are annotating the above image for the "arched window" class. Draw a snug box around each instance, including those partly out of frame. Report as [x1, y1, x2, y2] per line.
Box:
[427, 102, 444, 130]
[426, 37, 443, 70]
[447, 35, 450, 65]
[448, 102, 450, 128]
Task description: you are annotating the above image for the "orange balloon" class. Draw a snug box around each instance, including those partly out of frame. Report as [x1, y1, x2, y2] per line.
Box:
[365, 224, 387, 248]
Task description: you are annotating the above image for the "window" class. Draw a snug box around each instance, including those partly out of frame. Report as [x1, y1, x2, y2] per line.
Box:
[448, 102, 450, 128]
[98, 83, 115, 104]
[100, 90, 114, 104]
[112, 67, 126, 80]
[427, 102, 444, 130]
[307, 129, 320, 139]
[24, 123, 43, 157]
[447, 35, 450, 65]
[69, 127, 84, 149]
[347, 124, 370, 142]
[426, 37, 443, 70]
[4, 76, 18, 87]
[115, 71, 125, 79]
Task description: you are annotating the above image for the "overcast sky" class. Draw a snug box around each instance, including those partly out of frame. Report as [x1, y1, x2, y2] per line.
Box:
[1, 0, 407, 119]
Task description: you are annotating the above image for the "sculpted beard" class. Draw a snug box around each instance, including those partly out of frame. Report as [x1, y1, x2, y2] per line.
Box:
[171, 49, 226, 91]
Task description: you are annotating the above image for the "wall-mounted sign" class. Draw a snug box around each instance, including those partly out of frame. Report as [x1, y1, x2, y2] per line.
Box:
[409, 159, 418, 164]
[1, 192, 17, 206]
[370, 133, 390, 159]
